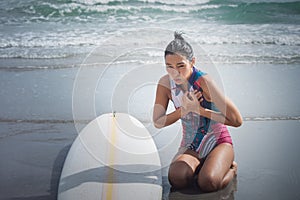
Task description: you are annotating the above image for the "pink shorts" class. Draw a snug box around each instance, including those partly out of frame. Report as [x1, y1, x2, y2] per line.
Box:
[178, 123, 233, 159]
[212, 123, 233, 146]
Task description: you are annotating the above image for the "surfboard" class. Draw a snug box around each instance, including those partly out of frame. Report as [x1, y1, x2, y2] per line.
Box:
[58, 113, 162, 200]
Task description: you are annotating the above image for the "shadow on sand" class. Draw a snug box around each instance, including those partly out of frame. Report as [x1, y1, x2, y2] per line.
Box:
[167, 176, 237, 200]
[58, 164, 162, 193]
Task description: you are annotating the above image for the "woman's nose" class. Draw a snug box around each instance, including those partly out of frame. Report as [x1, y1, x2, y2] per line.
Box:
[169, 68, 180, 76]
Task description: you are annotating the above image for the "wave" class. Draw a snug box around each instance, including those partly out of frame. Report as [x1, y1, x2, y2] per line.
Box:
[1, 55, 299, 67]
[243, 116, 300, 121]
[1, 34, 299, 50]
[0, 59, 162, 71]
[209, 54, 300, 64]
[0, 52, 75, 59]
[194, 32, 300, 46]
[1, 0, 299, 24]
[0, 31, 104, 48]
[0, 52, 299, 65]
[0, 118, 76, 124]
[0, 116, 299, 124]
[0, 0, 299, 65]
[205, 1, 300, 24]
[1, 33, 299, 63]
[0, 64, 80, 71]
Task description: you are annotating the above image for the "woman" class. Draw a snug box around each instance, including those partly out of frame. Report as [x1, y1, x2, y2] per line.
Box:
[153, 32, 242, 192]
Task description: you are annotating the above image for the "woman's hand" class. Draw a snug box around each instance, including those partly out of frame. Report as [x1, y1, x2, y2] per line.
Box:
[181, 90, 203, 116]
[193, 90, 203, 103]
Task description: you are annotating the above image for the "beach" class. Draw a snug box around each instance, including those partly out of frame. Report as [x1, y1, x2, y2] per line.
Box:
[1, 0, 300, 199]
[1, 63, 300, 200]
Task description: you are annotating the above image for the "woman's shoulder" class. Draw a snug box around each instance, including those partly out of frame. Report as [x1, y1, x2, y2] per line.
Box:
[195, 72, 214, 100]
[158, 74, 170, 89]
[194, 69, 211, 85]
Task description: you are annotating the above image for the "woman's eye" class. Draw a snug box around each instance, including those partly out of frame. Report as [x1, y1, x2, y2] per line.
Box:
[178, 65, 185, 68]
[166, 65, 173, 68]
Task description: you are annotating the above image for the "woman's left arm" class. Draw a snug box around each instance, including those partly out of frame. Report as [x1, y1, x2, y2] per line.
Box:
[199, 75, 243, 127]
[182, 75, 243, 127]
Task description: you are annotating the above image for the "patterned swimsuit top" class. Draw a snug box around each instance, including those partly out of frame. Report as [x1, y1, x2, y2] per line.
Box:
[170, 67, 220, 150]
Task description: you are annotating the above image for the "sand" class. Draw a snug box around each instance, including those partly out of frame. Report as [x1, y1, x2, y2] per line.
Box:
[0, 63, 300, 200]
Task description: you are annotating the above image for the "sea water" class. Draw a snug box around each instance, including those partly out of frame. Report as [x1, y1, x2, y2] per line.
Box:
[0, 0, 300, 199]
[1, 0, 299, 120]
[0, 0, 299, 64]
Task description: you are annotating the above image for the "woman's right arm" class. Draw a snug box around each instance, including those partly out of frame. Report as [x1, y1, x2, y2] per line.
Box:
[153, 76, 181, 128]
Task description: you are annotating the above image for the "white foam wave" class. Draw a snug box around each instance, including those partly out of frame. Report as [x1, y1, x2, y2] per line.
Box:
[244, 116, 300, 121]
[194, 34, 300, 46]
[0, 0, 224, 23]
[137, 0, 210, 6]
[0, 32, 103, 49]
[75, 0, 211, 6]
[0, 59, 162, 71]
[0, 116, 298, 126]
[208, 54, 300, 64]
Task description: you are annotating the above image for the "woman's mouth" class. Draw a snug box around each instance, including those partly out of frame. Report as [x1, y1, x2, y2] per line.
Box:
[174, 77, 182, 83]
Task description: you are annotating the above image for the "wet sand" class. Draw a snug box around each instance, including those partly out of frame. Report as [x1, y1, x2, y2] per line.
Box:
[0, 122, 76, 200]
[1, 120, 300, 200]
[0, 63, 300, 200]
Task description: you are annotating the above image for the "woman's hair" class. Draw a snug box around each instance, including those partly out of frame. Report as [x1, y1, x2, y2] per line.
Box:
[164, 31, 194, 62]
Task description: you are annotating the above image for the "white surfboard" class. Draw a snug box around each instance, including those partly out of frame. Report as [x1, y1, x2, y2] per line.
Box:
[58, 113, 162, 200]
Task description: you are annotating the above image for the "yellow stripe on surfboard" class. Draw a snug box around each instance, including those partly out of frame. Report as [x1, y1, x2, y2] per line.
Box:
[102, 113, 117, 200]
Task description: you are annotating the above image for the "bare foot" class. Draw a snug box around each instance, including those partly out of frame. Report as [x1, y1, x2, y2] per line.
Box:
[230, 161, 238, 176]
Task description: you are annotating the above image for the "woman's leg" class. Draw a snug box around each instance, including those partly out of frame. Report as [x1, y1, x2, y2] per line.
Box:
[221, 161, 237, 189]
[197, 143, 237, 192]
[168, 149, 201, 189]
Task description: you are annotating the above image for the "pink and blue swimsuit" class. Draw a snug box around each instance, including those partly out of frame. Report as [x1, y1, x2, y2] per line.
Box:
[170, 67, 233, 158]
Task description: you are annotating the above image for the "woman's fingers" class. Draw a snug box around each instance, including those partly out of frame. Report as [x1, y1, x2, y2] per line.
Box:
[189, 91, 198, 102]
[182, 92, 192, 109]
[193, 90, 203, 102]
[181, 91, 202, 116]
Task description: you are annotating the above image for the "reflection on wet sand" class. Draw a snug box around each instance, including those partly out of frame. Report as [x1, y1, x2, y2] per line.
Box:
[167, 176, 237, 200]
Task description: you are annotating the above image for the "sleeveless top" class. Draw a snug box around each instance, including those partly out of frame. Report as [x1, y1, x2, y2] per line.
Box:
[170, 67, 225, 151]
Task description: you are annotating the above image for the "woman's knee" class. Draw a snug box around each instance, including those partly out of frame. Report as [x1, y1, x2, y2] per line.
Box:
[168, 161, 194, 189]
[198, 173, 222, 192]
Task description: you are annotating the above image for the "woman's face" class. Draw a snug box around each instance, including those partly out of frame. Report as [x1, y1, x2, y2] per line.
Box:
[165, 53, 195, 85]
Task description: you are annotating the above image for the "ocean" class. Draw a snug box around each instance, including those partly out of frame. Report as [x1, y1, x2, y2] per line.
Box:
[0, 0, 300, 199]
[1, 0, 300, 121]
[0, 0, 299, 64]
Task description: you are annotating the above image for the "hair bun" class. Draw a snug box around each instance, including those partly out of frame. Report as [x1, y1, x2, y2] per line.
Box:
[165, 31, 194, 62]
[174, 31, 184, 40]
